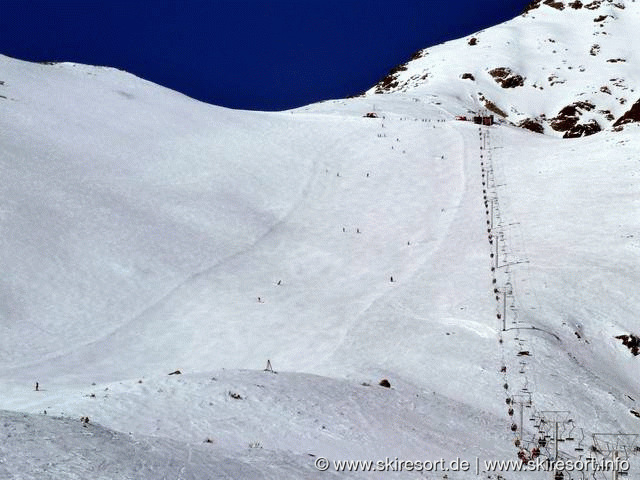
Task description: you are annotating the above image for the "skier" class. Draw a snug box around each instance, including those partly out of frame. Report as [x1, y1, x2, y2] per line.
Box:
[35, 382, 39, 391]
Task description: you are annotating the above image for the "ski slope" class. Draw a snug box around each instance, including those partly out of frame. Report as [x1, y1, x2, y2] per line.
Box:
[1, 3, 640, 477]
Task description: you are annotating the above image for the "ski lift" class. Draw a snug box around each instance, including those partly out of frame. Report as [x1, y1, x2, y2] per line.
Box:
[565, 424, 576, 441]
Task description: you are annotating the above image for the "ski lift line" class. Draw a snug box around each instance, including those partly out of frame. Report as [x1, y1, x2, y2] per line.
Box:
[479, 129, 557, 461]
[592, 434, 640, 451]
[497, 260, 531, 269]
[538, 411, 572, 424]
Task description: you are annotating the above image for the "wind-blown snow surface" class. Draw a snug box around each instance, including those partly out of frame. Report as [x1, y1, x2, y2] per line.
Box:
[0, 47, 639, 479]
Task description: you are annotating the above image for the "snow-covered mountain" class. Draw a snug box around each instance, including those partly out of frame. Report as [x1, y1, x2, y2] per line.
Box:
[1, 1, 639, 479]
[370, 0, 640, 137]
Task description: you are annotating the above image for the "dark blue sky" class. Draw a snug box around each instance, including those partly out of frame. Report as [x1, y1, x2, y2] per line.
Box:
[1, 1, 530, 111]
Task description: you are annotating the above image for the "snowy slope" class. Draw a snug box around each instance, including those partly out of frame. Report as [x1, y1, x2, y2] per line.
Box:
[0, 56, 515, 479]
[369, 0, 640, 137]
[1, 3, 640, 478]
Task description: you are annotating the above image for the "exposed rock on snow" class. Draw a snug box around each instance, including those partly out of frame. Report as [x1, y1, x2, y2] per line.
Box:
[518, 117, 545, 133]
[613, 97, 640, 126]
[488, 67, 526, 88]
[374, 64, 411, 93]
[615, 334, 640, 355]
[523, 0, 543, 14]
[585, 1, 604, 9]
[479, 94, 508, 117]
[544, 0, 566, 11]
[549, 101, 602, 137]
[368, 0, 640, 137]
